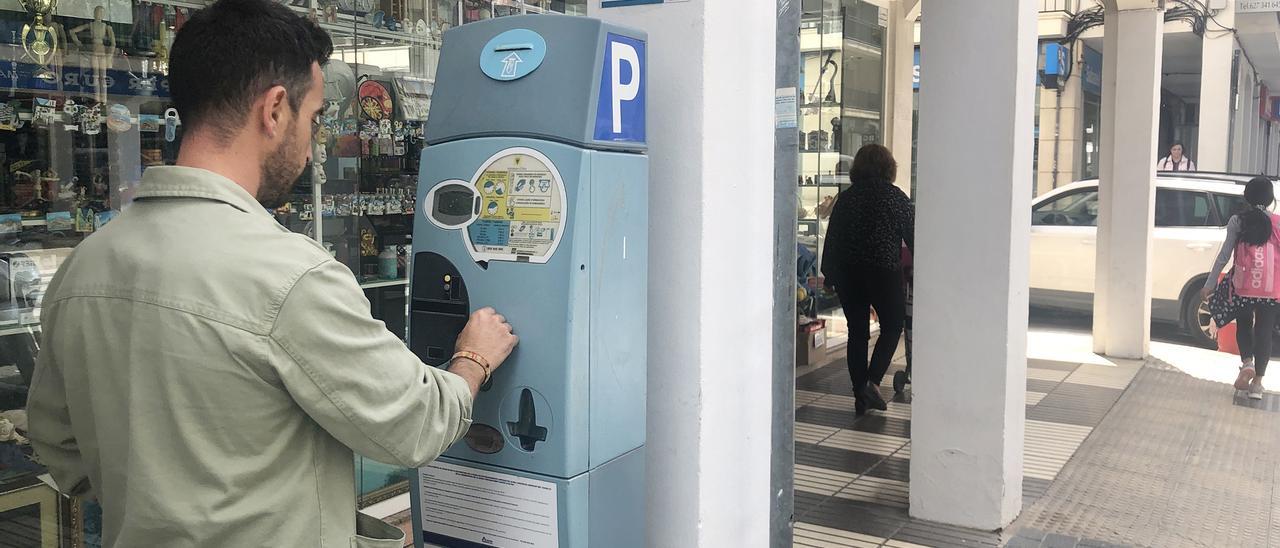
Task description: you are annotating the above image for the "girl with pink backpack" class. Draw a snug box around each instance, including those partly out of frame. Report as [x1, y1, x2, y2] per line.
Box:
[1204, 177, 1280, 399]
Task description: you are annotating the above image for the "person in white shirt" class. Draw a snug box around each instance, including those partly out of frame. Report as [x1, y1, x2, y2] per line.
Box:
[1157, 142, 1196, 171]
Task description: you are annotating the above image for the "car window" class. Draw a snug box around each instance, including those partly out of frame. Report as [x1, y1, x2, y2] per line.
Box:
[1155, 189, 1212, 227]
[1214, 193, 1249, 227]
[1032, 190, 1098, 226]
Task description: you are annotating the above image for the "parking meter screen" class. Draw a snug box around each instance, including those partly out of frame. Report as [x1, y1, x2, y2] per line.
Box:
[437, 189, 472, 217]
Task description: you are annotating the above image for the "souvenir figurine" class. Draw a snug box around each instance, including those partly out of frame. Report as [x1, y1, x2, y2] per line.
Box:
[18, 0, 60, 81]
[68, 6, 117, 102]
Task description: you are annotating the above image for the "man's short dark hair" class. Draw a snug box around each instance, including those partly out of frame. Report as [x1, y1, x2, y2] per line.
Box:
[169, 0, 333, 141]
[849, 143, 897, 184]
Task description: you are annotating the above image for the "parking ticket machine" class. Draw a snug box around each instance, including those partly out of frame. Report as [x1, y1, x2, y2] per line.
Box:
[407, 15, 647, 548]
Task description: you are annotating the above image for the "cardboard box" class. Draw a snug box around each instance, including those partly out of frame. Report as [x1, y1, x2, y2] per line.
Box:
[796, 319, 828, 367]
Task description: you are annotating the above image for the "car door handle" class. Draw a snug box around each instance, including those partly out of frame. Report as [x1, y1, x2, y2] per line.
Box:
[1187, 243, 1215, 251]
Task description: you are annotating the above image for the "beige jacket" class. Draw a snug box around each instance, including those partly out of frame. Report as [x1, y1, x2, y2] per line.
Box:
[26, 166, 473, 547]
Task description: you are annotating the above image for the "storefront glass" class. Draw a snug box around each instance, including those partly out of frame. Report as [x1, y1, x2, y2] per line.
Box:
[0, 0, 583, 542]
[798, 0, 886, 352]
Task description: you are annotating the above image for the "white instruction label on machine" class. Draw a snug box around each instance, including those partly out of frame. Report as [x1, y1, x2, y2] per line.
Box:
[420, 461, 560, 548]
[465, 147, 567, 264]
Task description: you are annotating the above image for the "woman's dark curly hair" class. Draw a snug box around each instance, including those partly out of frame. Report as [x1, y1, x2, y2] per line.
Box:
[849, 144, 897, 185]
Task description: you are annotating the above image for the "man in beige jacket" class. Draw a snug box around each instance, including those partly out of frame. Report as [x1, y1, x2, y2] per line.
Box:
[25, 0, 518, 546]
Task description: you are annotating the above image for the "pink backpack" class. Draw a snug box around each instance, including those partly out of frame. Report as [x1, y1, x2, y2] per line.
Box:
[1232, 212, 1280, 299]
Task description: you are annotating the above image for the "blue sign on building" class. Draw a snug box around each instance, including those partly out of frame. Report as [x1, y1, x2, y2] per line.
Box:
[594, 32, 646, 143]
[913, 47, 920, 90]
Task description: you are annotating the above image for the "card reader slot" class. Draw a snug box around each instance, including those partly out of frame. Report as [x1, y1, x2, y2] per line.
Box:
[411, 299, 468, 316]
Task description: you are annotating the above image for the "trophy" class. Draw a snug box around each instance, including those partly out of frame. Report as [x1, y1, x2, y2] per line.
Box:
[19, 0, 59, 82]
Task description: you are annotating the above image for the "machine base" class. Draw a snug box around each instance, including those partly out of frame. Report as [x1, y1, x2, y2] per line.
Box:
[413, 446, 645, 548]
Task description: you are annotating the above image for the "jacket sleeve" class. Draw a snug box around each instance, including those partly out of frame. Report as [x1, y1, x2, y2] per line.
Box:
[26, 328, 93, 497]
[820, 196, 846, 281]
[267, 260, 474, 468]
[1205, 215, 1240, 291]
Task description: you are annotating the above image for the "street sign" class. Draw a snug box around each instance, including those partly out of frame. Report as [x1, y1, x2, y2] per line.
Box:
[594, 32, 646, 142]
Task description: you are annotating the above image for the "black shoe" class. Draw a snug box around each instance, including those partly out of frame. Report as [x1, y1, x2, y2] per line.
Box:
[854, 397, 867, 417]
[861, 384, 888, 412]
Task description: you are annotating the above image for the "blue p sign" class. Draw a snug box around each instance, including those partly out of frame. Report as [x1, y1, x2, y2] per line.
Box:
[594, 33, 646, 144]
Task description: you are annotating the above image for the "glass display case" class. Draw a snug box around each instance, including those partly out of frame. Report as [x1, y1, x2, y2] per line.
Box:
[798, 0, 887, 351]
[0, 0, 587, 543]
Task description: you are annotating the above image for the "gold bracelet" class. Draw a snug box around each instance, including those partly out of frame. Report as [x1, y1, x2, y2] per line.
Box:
[452, 350, 491, 384]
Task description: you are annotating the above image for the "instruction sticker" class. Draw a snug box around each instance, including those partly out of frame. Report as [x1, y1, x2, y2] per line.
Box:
[465, 148, 566, 263]
[419, 461, 559, 548]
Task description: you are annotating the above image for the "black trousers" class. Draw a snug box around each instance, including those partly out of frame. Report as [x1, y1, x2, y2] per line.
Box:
[1237, 303, 1277, 376]
[836, 267, 906, 392]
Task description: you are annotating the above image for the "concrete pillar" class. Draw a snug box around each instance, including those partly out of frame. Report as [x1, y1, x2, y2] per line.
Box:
[911, 0, 1034, 530]
[1198, 2, 1235, 171]
[1092, 5, 1163, 359]
[588, 2, 777, 546]
[886, 0, 919, 195]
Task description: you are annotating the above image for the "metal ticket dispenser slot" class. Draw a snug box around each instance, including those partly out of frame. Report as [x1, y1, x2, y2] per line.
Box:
[408, 15, 647, 548]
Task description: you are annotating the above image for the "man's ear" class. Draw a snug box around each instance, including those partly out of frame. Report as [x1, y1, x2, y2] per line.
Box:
[259, 85, 289, 139]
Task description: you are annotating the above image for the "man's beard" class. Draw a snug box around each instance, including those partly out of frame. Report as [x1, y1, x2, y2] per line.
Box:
[257, 130, 307, 209]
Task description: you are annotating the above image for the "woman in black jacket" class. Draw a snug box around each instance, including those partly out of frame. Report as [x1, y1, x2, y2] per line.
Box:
[821, 144, 915, 416]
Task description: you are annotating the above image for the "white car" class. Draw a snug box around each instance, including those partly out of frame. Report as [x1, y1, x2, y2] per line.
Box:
[1030, 172, 1278, 347]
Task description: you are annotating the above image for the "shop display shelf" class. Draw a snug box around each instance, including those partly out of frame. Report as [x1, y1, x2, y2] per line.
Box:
[359, 277, 409, 290]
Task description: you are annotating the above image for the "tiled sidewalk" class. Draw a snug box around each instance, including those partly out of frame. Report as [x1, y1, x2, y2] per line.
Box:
[1007, 341, 1280, 547]
[792, 330, 1143, 548]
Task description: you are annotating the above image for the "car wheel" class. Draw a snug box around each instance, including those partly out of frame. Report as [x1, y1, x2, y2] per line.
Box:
[1183, 288, 1216, 349]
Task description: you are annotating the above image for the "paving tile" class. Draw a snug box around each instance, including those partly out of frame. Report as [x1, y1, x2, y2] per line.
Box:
[1011, 527, 1047, 542]
[1024, 420, 1093, 481]
[800, 495, 909, 539]
[1062, 363, 1139, 390]
[795, 464, 858, 497]
[1025, 391, 1049, 406]
[1042, 533, 1079, 548]
[820, 429, 909, 457]
[793, 521, 885, 548]
[863, 455, 910, 483]
[833, 475, 908, 508]
[794, 489, 830, 515]
[1004, 537, 1043, 548]
[1027, 378, 1062, 393]
[795, 443, 887, 477]
[890, 518, 1000, 548]
[796, 422, 841, 445]
[1028, 359, 1083, 372]
[1027, 368, 1072, 382]
[882, 540, 932, 548]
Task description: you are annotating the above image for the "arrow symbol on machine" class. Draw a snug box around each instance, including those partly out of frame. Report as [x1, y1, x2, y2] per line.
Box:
[501, 52, 524, 78]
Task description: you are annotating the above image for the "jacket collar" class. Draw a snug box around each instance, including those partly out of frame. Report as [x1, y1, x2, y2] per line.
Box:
[133, 166, 272, 218]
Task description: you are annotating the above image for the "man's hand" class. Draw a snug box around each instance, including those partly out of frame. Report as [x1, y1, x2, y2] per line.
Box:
[448, 308, 518, 396]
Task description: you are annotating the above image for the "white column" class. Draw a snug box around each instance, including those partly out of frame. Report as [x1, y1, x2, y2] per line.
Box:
[1092, 6, 1163, 359]
[1198, 3, 1235, 171]
[911, 0, 1034, 530]
[589, 2, 777, 546]
[886, 0, 918, 195]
